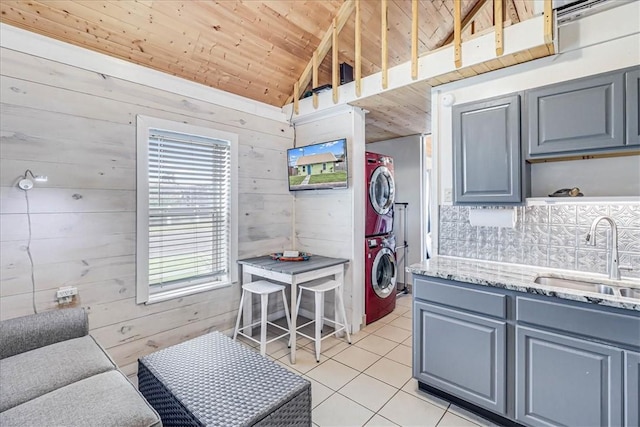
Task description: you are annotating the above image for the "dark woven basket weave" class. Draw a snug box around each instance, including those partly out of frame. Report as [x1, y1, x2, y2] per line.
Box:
[138, 331, 311, 427]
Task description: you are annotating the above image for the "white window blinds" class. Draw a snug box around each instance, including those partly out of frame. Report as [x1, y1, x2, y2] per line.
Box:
[148, 129, 231, 290]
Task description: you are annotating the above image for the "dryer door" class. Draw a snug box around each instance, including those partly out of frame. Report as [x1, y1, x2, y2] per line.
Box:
[369, 166, 395, 215]
[372, 247, 397, 298]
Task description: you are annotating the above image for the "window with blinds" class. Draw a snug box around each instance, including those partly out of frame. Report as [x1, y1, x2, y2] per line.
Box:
[147, 129, 231, 291]
[136, 116, 238, 304]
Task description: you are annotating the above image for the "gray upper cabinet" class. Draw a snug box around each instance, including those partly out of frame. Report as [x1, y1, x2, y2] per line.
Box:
[626, 69, 640, 146]
[526, 71, 626, 157]
[453, 94, 522, 204]
[414, 300, 507, 414]
[516, 325, 623, 427]
[625, 351, 640, 427]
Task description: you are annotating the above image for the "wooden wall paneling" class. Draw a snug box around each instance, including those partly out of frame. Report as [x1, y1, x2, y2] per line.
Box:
[91, 289, 239, 349]
[0, 47, 294, 366]
[0, 104, 135, 149]
[237, 236, 292, 259]
[0, 234, 135, 273]
[0, 131, 136, 169]
[104, 310, 237, 368]
[238, 177, 289, 196]
[0, 276, 136, 320]
[238, 146, 289, 182]
[0, 159, 135, 191]
[0, 212, 135, 242]
[0, 52, 292, 140]
[0, 187, 135, 215]
[1, 255, 136, 297]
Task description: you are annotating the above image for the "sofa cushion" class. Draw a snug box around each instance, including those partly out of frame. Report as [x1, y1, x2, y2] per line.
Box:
[0, 308, 88, 359]
[0, 335, 116, 412]
[0, 370, 161, 427]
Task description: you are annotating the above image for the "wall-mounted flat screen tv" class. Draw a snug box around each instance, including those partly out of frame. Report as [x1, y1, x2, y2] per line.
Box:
[287, 138, 348, 191]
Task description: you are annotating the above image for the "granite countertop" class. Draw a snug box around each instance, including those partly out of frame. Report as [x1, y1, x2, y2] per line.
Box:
[408, 257, 640, 312]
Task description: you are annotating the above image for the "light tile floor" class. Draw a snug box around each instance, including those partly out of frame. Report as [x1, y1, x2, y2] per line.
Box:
[238, 294, 498, 427]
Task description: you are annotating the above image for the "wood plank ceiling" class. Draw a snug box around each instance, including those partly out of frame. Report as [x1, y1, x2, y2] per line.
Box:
[0, 0, 534, 142]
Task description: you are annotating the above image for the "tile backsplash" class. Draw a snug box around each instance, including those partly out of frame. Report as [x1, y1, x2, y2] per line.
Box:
[439, 204, 640, 278]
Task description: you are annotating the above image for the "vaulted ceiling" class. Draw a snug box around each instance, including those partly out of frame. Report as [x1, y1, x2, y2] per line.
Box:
[0, 0, 535, 141]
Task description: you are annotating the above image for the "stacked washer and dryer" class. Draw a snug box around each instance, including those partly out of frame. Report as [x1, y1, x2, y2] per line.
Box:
[364, 152, 398, 324]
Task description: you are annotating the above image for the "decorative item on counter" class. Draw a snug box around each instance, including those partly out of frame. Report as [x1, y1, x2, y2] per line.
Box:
[548, 187, 584, 197]
[270, 251, 311, 261]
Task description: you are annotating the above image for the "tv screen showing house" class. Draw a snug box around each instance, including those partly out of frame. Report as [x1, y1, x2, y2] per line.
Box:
[287, 138, 348, 191]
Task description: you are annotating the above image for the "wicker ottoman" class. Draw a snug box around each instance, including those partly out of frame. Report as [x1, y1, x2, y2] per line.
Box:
[138, 331, 311, 427]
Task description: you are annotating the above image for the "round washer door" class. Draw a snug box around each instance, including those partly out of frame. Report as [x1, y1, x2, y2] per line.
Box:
[371, 248, 397, 298]
[369, 166, 395, 215]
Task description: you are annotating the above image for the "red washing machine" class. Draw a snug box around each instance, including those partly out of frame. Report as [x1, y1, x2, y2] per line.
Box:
[365, 152, 395, 237]
[365, 234, 397, 324]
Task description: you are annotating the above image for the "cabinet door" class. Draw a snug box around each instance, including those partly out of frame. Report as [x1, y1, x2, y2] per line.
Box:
[515, 326, 623, 427]
[452, 94, 522, 204]
[527, 72, 625, 157]
[413, 301, 507, 414]
[626, 69, 640, 146]
[625, 351, 640, 427]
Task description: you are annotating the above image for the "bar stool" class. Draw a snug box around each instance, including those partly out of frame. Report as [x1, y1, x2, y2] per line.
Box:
[233, 280, 292, 356]
[295, 279, 351, 362]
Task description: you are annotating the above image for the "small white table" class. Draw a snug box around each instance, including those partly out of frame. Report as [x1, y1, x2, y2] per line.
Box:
[238, 255, 349, 364]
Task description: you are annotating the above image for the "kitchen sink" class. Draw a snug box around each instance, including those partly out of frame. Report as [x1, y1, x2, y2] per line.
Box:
[534, 275, 640, 300]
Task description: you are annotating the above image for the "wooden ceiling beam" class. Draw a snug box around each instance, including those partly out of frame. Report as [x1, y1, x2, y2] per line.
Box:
[285, 0, 355, 105]
[355, 0, 362, 97]
[441, 0, 489, 46]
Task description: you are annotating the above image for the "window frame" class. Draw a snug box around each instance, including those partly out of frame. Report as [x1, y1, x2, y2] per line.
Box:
[136, 115, 238, 304]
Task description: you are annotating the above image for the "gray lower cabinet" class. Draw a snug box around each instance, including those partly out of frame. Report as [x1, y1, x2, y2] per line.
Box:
[515, 325, 623, 427]
[626, 69, 640, 146]
[452, 94, 523, 204]
[625, 351, 640, 427]
[413, 300, 507, 414]
[526, 70, 626, 157]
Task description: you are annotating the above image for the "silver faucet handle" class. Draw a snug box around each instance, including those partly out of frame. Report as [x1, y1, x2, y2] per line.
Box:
[619, 265, 634, 271]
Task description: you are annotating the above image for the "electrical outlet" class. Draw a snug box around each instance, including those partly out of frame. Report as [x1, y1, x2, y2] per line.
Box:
[56, 286, 78, 300]
[444, 188, 453, 203]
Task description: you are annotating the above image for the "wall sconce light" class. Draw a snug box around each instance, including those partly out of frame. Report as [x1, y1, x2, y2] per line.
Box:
[18, 169, 48, 191]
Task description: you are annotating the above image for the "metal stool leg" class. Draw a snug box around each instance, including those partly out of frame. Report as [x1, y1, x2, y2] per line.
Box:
[320, 292, 325, 333]
[314, 291, 322, 362]
[233, 289, 245, 340]
[260, 293, 268, 356]
[337, 286, 351, 344]
[281, 289, 292, 348]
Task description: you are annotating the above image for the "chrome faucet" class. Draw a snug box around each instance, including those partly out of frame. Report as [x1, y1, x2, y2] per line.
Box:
[585, 216, 620, 280]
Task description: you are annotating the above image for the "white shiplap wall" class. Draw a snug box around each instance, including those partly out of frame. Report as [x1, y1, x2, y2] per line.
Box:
[293, 107, 366, 331]
[0, 41, 293, 375]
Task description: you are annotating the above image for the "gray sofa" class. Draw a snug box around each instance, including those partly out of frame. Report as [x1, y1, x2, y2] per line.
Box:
[0, 308, 161, 427]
